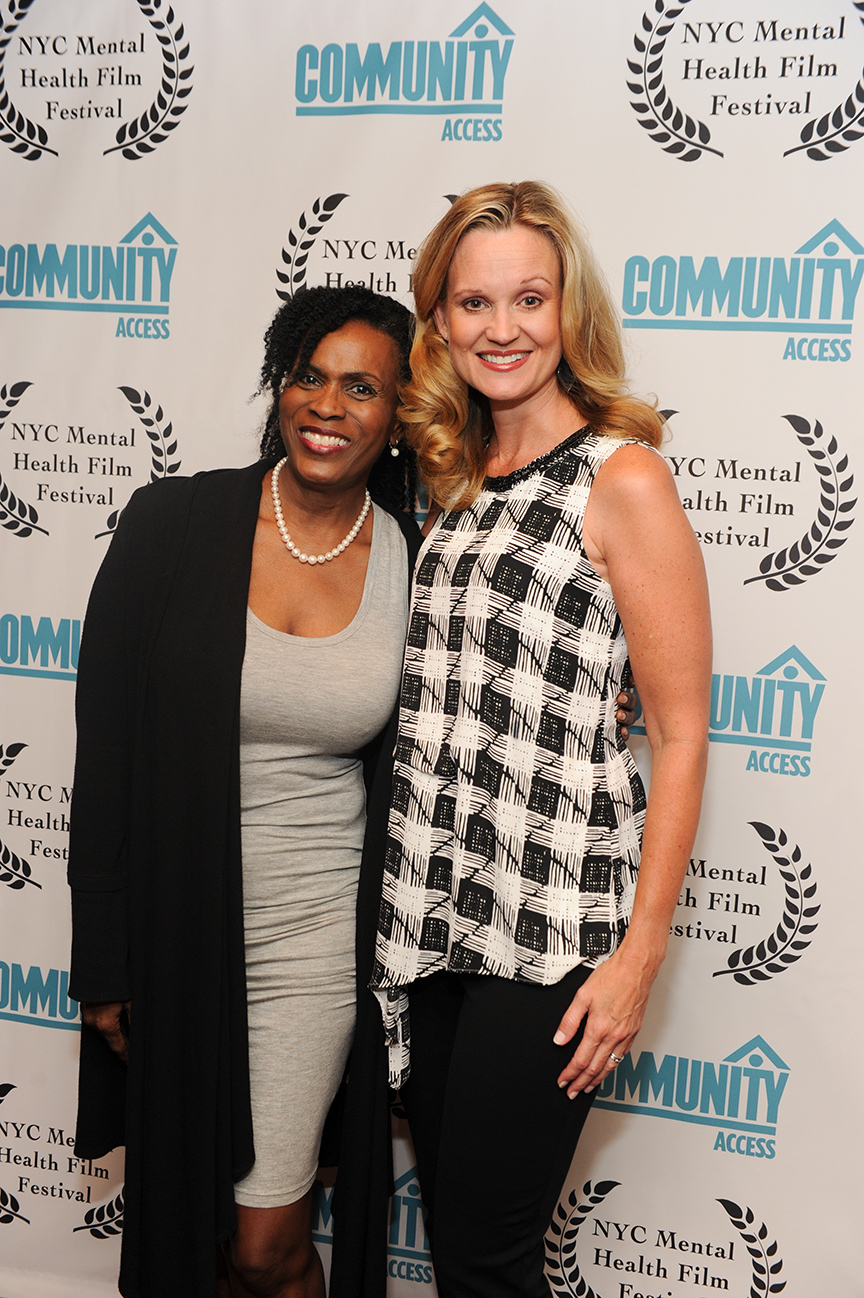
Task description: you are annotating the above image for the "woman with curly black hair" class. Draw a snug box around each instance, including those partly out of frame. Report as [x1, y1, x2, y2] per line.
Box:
[67, 286, 422, 1298]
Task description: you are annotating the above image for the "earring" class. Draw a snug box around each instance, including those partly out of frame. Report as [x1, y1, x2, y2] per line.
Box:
[390, 442, 400, 458]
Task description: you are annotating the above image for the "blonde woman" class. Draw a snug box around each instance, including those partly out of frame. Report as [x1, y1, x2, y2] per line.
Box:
[365, 182, 712, 1298]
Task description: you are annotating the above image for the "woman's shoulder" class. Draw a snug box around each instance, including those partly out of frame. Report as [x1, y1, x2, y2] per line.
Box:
[120, 460, 266, 528]
[588, 437, 678, 514]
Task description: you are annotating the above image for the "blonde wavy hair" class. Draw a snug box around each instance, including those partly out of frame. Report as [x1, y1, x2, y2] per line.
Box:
[403, 181, 664, 509]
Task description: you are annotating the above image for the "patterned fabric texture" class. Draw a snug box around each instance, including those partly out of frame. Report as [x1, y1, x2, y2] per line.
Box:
[371, 430, 647, 1084]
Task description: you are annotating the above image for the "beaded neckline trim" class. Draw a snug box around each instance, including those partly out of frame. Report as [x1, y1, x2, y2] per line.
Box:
[483, 427, 594, 491]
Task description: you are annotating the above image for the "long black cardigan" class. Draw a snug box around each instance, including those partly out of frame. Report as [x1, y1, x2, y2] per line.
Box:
[68, 459, 420, 1298]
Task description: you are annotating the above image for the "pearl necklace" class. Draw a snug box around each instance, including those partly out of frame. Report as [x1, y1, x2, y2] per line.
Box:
[270, 457, 371, 565]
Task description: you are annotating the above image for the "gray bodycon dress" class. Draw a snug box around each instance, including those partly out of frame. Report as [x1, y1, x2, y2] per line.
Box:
[234, 504, 409, 1207]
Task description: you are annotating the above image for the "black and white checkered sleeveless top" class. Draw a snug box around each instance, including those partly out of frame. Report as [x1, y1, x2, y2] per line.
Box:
[372, 429, 647, 1084]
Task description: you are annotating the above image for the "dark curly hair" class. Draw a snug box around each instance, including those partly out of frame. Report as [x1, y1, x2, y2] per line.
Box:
[258, 286, 417, 513]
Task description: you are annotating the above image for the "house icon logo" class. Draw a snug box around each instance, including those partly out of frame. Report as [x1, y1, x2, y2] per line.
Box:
[119, 213, 178, 249]
[794, 218, 864, 257]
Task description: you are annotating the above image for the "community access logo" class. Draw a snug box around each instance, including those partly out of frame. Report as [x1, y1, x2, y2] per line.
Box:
[594, 1035, 789, 1159]
[631, 645, 826, 777]
[313, 1167, 433, 1285]
[622, 218, 862, 359]
[295, 2, 513, 142]
[0, 214, 176, 332]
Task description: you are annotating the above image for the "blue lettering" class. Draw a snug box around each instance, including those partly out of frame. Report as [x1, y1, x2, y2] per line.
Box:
[26, 243, 78, 298]
[0, 614, 20, 664]
[732, 675, 761, 733]
[11, 964, 58, 1018]
[649, 256, 676, 315]
[101, 247, 124, 301]
[295, 45, 318, 101]
[623, 256, 649, 315]
[614, 1051, 675, 1106]
[676, 256, 742, 317]
[79, 246, 100, 299]
[428, 42, 454, 100]
[5, 244, 26, 296]
[768, 258, 799, 318]
[344, 42, 402, 102]
[402, 42, 427, 101]
[710, 674, 734, 730]
[319, 44, 343, 102]
[20, 617, 70, 669]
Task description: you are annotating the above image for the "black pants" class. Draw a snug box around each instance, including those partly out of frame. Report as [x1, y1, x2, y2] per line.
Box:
[399, 965, 596, 1298]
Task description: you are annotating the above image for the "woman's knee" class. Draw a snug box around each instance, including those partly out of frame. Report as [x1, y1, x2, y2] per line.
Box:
[231, 1240, 317, 1296]
[230, 1201, 318, 1297]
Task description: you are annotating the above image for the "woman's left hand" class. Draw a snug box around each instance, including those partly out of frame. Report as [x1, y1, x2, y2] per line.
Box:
[552, 946, 660, 1097]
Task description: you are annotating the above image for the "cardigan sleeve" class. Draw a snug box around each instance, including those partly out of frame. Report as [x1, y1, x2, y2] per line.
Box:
[67, 508, 137, 1002]
[66, 478, 194, 1003]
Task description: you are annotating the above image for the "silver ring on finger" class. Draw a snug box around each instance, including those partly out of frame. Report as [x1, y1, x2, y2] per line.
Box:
[609, 1051, 624, 1065]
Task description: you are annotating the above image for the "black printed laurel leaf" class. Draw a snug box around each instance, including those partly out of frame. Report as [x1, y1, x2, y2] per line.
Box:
[99, 384, 180, 537]
[102, 387, 181, 537]
[0, 1084, 15, 1102]
[0, 742, 27, 771]
[0, 6, 58, 161]
[0, 467, 48, 539]
[718, 1201, 785, 1296]
[105, 0, 193, 159]
[276, 195, 349, 301]
[785, 65, 864, 161]
[0, 1182, 29, 1225]
[627, 0, 721, 162]
[545, 1180, 619, 1297]
[75, 1188, 125, 1238]
[0, 837, 40, 890]
[714, 823, 818, 983]
[745, 415, 855, 591]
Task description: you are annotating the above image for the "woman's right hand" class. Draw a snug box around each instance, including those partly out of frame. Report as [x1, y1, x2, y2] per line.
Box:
[81, 1001, 131, 1064]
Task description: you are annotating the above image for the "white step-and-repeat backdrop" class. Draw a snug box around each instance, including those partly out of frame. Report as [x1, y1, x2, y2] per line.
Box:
[2, 1, 861, 1294]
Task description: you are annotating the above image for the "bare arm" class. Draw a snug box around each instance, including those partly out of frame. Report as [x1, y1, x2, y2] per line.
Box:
[554, 444, 711, 1095]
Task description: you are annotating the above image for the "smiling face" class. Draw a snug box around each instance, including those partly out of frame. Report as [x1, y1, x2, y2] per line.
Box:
[277, 321, 401, 495]
[433, 223, 565, 411]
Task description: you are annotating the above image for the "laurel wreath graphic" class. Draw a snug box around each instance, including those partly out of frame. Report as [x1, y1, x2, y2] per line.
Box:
[277, 194, 349, 300]
[0, 1185, 30, 1226]
[0, 1084, 16, 1105]
[0, 0, 57, 160]
[0, 382, 49, 539]
[545, 1179, 621, 1297]
[0, 742, 28, 774]
[717, 1200, 785, 1296]
[73, 1189, 124, 1238]
[785, 3, 864, 160]
[627, 0, 722, 162]
[105, 1, 193, 159]
[714, 822, 818, 985]
[744, 415, 855, 590]
[97, 387, 181, 537]
[0, 836, 41, 891]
